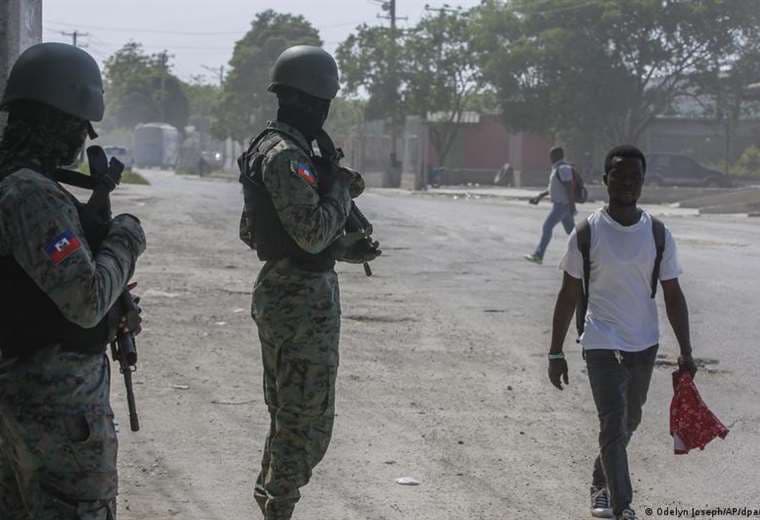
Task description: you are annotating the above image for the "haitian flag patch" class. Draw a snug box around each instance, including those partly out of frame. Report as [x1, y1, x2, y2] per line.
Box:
[291, 161, 317, 187]
[45, 230, 82, 265]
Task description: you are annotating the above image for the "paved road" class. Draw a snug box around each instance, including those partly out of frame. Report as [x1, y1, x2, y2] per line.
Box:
[110, 169, 759, 519]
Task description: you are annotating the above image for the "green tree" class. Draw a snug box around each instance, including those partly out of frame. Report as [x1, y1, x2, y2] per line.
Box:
[402, 8, 482, 165]
[336, 24, 398, 121]
[103, 42, 189, 133]
[692, 42, 760, 162]
[337, 8, 482, 166]
[472, 0, 760, 148]
[183, 76, 221, 134]
[325, 97, 366, 145]
[212, 10, 321, 141]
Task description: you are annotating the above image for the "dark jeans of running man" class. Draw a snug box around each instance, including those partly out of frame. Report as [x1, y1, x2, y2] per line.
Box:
[586, 345, 658, 515]
[534, 202, 575, 259]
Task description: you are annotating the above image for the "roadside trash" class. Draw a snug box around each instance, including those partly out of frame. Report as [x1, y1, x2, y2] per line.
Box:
[395, 477, 421, 486]
[171, 384, 190, 390]
[670, 370, 729, 454]
[215, 321, 227, 326]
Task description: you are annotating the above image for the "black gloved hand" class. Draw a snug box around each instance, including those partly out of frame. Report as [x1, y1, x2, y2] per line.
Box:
[334, 232, 382, 264]
[87, 145, 124, 192]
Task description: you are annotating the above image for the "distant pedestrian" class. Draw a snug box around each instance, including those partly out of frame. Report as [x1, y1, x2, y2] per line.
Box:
[524, 146, 576, 264]
[546, 145, 698, 520]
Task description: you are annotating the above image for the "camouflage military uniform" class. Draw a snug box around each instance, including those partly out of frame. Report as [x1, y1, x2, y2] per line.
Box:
[247, 122, 350, 519]
[0, 168, 146, 519]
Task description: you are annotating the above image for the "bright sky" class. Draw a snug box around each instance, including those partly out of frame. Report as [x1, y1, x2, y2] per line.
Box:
[43, 0, 483, 84]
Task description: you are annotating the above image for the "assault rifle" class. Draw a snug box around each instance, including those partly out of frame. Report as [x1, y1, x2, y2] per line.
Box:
[318, 134, 379, 277]
[111, 289, 141, 431]
[56, 146, 142, 432]
[346, 201, 374, 277]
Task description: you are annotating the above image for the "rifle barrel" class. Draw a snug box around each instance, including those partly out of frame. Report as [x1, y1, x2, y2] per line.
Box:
[122, 367, 140, 432]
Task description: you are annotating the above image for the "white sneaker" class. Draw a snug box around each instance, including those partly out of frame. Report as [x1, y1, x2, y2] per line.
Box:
[617, 508, 637, 520]
[590, 486, 613, 518]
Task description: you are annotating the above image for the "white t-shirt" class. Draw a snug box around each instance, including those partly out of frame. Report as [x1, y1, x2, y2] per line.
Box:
[560, 208, 682, 352]
[549, 161, 574, 204]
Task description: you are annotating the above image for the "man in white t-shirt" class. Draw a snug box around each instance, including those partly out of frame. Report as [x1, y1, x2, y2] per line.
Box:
[524, 146, 576, 264]
[546, 145, 697, 520]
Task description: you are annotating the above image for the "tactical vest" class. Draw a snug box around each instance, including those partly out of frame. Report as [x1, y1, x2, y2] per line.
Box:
[239, 128, 336, 272]
[0, 169, 113, 359]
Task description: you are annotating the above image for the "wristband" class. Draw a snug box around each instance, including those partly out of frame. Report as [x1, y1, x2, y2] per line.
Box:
[548, 352, 565, 360]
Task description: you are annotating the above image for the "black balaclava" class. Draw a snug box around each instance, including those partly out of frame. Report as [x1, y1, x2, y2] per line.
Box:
[0, 101, 89, 177]
[275, 87, 331, 141]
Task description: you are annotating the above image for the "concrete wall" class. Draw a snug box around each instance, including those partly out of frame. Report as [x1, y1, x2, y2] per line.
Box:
[1, 0, 42, 128]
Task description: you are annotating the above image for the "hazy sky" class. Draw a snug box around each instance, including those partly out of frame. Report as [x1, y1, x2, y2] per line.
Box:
[43, 0, 483, 83]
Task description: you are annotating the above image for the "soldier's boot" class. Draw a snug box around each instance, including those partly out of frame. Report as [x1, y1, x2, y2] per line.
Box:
[264, 500, 295, 520]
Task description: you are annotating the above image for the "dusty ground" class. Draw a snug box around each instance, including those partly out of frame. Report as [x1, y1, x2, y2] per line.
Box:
[104, 170, 759, 520]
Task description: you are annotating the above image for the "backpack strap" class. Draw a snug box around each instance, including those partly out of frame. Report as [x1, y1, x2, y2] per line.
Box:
[575, 219, 591, 338]
[650, 216, 666, 298]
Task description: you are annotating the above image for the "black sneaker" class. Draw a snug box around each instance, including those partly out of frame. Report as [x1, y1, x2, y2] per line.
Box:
[590, 486, 613, 518]
[617, 508, 637, 520]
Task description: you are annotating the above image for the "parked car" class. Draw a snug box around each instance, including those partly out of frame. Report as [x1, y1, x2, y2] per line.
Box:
[102, 145, 134, 169]
[646, 153, 732, 187]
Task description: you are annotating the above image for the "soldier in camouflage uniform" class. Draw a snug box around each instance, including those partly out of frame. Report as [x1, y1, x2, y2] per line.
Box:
[238, 46, 380, 519]
[0, 43, 146, 519]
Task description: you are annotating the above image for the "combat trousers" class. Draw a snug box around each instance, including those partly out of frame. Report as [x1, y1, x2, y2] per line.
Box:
[586, 345, 658, 516]
[251, 260, 340, 520]
[0, 346, 118, 520]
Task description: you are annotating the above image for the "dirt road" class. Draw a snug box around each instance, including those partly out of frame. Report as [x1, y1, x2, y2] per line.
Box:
[109, 170, 759, 519]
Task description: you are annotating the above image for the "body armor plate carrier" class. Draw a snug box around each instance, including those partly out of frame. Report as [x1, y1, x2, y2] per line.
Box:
[238, 128, 336, 273]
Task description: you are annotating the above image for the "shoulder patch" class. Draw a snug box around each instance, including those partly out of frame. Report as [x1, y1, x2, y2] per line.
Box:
[45, 230, 82, 265]
[291, 160, 317, 186]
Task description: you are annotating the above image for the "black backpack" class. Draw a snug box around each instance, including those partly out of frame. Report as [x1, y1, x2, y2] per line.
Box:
[575, 215, 666, 339]
[570, 164, 588, 203]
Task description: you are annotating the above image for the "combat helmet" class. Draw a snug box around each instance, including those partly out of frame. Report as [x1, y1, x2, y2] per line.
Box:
[268, 45, 340, 100]
[1, 42, 104, 121]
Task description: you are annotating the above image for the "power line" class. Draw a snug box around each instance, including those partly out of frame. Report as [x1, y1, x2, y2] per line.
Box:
[46, 18, 367, 36]
[59, 29, 89, 47]
[374, 0, 406, 177]
[424, 3, 462, 14]
[202, 64, 225, 85]
[512, 0, 602, 16]
[47, 19, 243, 36]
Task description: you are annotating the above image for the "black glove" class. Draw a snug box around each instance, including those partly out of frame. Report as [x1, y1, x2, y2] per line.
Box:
[334, 232, 382, 264]
[87, 145, 124, 192]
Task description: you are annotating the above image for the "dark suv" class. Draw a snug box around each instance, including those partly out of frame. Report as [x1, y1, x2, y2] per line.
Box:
[647, 153, 732, 187]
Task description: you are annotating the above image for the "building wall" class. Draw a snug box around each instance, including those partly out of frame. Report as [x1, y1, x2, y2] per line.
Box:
[424, 114, 552, 185]
[351, 113, 554, 188]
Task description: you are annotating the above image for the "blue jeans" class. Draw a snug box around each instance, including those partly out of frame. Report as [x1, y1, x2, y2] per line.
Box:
[586, 345, 658, 515]
[534, 202, 575, 258]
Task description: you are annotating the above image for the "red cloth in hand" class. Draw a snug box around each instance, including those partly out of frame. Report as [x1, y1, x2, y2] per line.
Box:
[670, 370, 729, 455]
